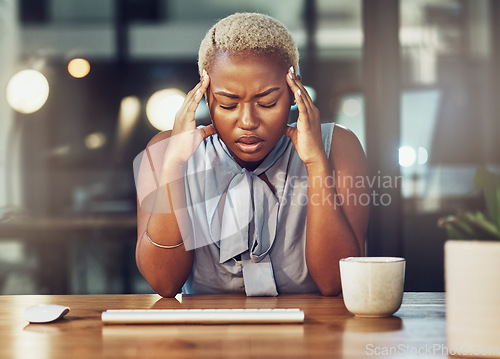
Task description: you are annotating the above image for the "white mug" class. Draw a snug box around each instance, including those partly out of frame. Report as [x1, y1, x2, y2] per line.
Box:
[339, 257, 406, 317]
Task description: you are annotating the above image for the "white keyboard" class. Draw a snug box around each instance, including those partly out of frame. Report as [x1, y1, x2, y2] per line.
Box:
[101, 308, 305, 324]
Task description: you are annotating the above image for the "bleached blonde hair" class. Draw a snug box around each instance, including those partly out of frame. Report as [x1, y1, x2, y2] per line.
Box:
[198, 12, 299, 76]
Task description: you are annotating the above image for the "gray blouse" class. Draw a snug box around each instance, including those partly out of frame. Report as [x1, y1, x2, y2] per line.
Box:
[180, 122, 335, 296]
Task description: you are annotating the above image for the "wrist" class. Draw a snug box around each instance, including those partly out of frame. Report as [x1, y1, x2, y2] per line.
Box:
[304, 154, 330, 174]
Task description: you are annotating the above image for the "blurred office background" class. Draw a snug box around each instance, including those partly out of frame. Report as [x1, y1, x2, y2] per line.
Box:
[0, 0, 499, 294]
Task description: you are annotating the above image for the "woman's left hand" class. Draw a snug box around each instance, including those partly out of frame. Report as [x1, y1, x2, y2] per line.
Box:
[285, 67, 327, 166]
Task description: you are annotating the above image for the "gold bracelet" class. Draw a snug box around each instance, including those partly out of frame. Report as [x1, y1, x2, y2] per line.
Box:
[146, 230, 184, 249]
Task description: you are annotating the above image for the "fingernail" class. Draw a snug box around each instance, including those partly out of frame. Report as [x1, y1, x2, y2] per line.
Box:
[289, 66, 294, 74]
[202, 69, 207, 79]
[297, 89, 301, 97]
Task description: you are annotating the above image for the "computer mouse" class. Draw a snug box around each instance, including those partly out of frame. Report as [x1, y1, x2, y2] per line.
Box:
[23, 304, 70, 324]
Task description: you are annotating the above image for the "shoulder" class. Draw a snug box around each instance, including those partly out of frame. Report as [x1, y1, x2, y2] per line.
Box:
[331, 124, 363, 154]
[329, 124, 368, 171]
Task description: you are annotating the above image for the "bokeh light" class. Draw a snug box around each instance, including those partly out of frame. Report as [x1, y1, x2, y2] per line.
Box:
[417, 146, 429, 165]
[342, 98, 361, 117]
[118, 96, 141, 131]
[399, 146, 416, 167]
[116, 96, 141, 151]
[6, 70, 50, 114]
[146, 88, 186, 131]
[68, 58, 91, 78]
[85, 132, 107, 150]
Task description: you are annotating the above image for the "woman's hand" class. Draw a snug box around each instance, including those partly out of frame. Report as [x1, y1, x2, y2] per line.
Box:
[285, 67, 327, 167]
[166, 70, 216, 165]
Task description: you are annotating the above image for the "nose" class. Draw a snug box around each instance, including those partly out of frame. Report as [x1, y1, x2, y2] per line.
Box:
[238, 104, 259, 130]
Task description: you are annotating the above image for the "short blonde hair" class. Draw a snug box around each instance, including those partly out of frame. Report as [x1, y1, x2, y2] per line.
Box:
[198, 12, 299, 76]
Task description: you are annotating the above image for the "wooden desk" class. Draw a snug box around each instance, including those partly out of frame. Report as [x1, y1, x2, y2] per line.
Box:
[0, 292, 446, 359]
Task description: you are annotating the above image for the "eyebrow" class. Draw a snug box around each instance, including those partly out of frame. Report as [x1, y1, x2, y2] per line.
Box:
[214, 87, 281, 99]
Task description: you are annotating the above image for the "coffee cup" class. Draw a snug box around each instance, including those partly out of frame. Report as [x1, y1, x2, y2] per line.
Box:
[339, 257, 405, 317]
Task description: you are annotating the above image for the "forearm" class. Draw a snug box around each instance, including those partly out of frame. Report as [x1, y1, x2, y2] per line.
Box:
[136, 163, 194, 297]
[304, 157, 360, 296]
[136, 211, 194, 297]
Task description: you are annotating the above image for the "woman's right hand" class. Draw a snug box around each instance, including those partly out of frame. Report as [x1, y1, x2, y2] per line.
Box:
[137, 70, 213, 211]
[166, 69, 215, 165]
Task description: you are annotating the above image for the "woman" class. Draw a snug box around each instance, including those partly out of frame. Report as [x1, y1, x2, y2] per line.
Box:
[135, 13, 369, 297]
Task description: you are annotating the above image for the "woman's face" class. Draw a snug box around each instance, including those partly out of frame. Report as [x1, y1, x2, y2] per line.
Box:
[206, 52, 293, 171]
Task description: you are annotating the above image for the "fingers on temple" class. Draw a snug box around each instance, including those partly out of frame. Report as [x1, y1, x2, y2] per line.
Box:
[287, 69, 313, 112]
[184, 89, 204, 116]
[295, 83, 314, 113]
[294, 88, 310, 118]
[185, 73, 210, 116]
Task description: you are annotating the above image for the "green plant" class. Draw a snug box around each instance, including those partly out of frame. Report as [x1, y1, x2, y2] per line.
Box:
[438, 167, 500, 240]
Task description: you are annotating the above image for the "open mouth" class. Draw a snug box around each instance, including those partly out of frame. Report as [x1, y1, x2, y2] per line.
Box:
[235, 136, 264, 153]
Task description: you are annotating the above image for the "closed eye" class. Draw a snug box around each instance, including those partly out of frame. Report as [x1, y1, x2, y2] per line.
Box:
[259, 102, 277, 109]
[220, 105, 237, 110]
